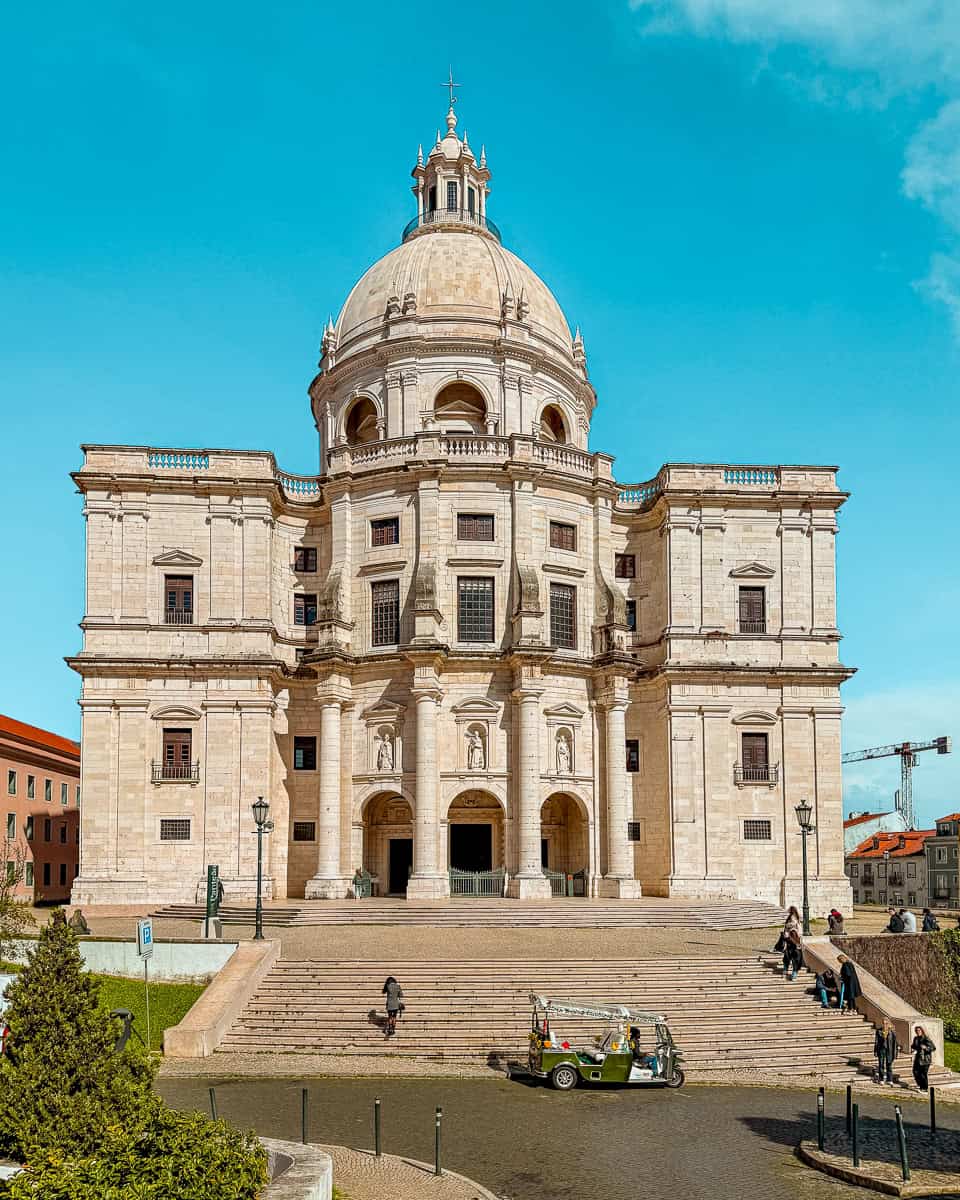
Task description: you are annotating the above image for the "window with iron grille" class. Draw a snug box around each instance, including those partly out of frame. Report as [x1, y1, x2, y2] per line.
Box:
[550, 583, 576, 649]
[7, 770, 15, 796]
[615, 553, 636, 579]
[743, 819, 772, 841]
[549, 521, 576, 552]
[458, 577, 495, 642]
[626, 739, 640, 773]
[457, 513, 494, 541]
[627, 821, 643, 842]
[625, 599, 637, 631]
[371, 517, 400, 547]
[294, 593, 317, 626]
[60, 782, 68, 805]
[293, 821, 316, 842]
[164, 574, 193, 625]
[293, 736, 317, 771]
[446, 180, 458, 210]
[294, 546, 317, 572]
[738, 586, 766, 634]
[160, 818, 191, 842]
[371, 580, 400, 646]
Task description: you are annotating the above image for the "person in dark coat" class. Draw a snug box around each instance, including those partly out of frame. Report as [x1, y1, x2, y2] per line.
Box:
[921, 908, 940, 933]
[911, 1026, 935, 1091]
[782, 928, 803, 981]
[874, 1019, 898, 1085]
[837, 954, 862, 1013]
[381, 976, 404, 1037]
[814, 968, 839, 1009]
[885, 908, 905, 934]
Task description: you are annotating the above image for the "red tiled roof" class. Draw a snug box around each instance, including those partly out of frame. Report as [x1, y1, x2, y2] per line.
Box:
[848, 830, 935, 859]
[843, 812, 891, 829]
[936, 813, 960, 823]
[0, 714, 80, 759]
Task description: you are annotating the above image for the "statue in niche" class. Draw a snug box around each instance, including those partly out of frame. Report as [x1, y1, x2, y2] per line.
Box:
[376, 729, 395, 772]
[467, 728, 486, 771]
[556, 731, 572, 775]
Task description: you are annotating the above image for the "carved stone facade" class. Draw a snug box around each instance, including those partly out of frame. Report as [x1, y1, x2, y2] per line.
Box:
[69, 105, 854, 908]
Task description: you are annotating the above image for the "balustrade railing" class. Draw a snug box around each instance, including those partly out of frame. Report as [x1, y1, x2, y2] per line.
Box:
[275, 470, 322, 498]
[440, 435, 510, 458]
[402, 207, 502, 243]
[733, 763, 780, 785]
[152, 761, 200, 783]
[533, 442, 593, 474]
[148, 452, 209, 471]
[164, 608, 194, 626]
[723, 468, 779, 486]
[617, 476, 664, 507]
[738, 620, 767, 634]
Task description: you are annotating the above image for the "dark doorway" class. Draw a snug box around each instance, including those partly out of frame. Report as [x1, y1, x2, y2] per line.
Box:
[541, 838, 549, 870]
[388, 838, 413, 895]
[450, 824, 492, 872]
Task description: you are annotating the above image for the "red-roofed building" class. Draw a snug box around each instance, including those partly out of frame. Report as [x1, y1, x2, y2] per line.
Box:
[845, 828, 935, 909]
[0, 714, 80, 903]
[843, 809, 907, 854]
[925, 813, 960, 909]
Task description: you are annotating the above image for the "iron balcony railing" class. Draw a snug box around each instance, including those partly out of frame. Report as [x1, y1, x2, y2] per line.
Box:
[164, 608, 193, 625]
[738, 620, 767, 634]
[152, 761, 200, 783]
[888, 873, 905, 887]
[448, 866, 506, 897]
[733, 764, 780, 785]
[402, 207, 502, 243]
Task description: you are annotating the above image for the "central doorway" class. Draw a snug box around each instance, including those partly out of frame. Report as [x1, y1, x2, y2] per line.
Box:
[388, 838, 413, 895]
[449, 823, 492, 872]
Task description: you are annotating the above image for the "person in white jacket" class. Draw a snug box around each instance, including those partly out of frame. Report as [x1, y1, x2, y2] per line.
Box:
[900, 908, 917, 933]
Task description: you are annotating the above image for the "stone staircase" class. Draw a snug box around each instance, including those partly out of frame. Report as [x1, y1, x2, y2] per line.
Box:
[154, 898, 786, 930]
[218, 956, 880, 1079]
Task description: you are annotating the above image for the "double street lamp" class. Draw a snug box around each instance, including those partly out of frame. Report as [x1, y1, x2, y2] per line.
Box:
[252, 797, 274, 941]
[794, 799, 814, 937]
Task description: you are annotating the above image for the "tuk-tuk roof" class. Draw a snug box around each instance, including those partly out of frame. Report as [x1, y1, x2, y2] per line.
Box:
[529, 994, 666, 1023]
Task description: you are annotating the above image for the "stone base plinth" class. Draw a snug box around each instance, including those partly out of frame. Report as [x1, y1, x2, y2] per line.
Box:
[665, 874, 738, 900]
[507, 874, 555, 900]
[598, 876, 643, 899]
[71, 875, 152, 905]
[404, 874, 451, 900]
[780, 876, 853, 915]
[304, 876, 352, 900]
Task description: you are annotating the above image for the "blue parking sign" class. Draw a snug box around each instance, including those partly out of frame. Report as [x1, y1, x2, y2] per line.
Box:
[137, 918, 154, 959]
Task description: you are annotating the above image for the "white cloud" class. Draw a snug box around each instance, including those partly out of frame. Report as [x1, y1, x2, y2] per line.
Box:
[631, 0, 960, 336]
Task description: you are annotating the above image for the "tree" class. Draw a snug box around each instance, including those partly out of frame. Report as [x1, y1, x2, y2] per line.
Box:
[0, 837, 33, 964]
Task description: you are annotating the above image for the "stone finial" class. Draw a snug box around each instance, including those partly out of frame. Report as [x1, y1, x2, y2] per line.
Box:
[572, 326, 586, 366]
[320, 317, 337, 357]
[402, 291, 417, 315]
[479, 144, 486, 168]
[501, 281, 515, 321]
[417, 143, 424, 166]
[516, 288, 529, 320]
[445, 106, 458, 137]
[385, 293, 401, 319]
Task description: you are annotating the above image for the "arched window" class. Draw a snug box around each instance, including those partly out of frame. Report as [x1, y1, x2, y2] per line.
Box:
[539, 404, 568, 444]
[345, 398, 378, 446]
[434, 382, 486, 434]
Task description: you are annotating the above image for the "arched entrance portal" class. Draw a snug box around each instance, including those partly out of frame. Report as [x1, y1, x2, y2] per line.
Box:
[363, 793, 413, 896]
[446, 790, 505, 873]
[540, 793, 589, 876]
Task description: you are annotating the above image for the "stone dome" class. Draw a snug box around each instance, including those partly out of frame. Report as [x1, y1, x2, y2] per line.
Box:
[333, 228, 575, 364]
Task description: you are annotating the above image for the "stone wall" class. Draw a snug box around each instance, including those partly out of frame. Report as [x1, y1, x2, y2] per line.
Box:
[830, 933, 957, 1016]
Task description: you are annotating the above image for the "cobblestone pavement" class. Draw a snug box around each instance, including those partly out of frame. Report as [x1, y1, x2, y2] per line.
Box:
[314, 1144, 497, 1200]
[156, 1078, 960, 1200]
[803, 1122, 960, 1195]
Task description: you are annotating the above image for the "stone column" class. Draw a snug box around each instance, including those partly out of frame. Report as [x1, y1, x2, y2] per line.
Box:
[508, 655, 552, 899]
[599, 682, 642, 898]
[406, 653, 448, 899]
[306, 681, 351, 899]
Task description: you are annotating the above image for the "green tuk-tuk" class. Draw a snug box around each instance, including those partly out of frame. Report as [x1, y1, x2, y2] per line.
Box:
[525, 994, 685, 1091]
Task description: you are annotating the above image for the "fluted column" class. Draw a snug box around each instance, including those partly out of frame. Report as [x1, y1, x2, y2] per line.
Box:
[306, 686, 350, 899]
[508, 679, 552, 899]
[600, 690, 642, 898]
[406, 653, 449, 899]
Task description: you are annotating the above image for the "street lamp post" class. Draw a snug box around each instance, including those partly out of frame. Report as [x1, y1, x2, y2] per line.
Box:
[795, 799, 814, 937]
[252, 797, 274, 941]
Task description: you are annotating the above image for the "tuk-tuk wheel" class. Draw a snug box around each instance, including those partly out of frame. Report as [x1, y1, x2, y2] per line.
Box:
[665, 1068, 686, 1089]
[550, 1064, 579, 1091]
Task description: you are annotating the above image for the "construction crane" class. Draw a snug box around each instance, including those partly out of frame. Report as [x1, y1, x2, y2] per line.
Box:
[842, 737, 952, 831]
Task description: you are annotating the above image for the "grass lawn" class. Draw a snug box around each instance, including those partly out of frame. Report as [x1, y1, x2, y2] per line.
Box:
[945, 1040, 960, 1073]
[95, 975, 206, 1053]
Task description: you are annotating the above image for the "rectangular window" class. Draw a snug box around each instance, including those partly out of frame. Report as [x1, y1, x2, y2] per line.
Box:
[294, 593, 318, 626]
[293, 736, 317, 771]
[292, 821, 316, 842]
[371, 580, 400, 646]
[879, 890, 887, 904]
[627, 821, 643, 842]
[59, 863, 67, 886]
[739, 733, 770, 782]
[164, 574, 194, 625]
[162, 729, 193, 779]
[625, 739, 640, 773]
[550, 583, 577, 649]
[549, 521, 576, 552]
[294, 546, 317, 572]
[615, 553, 636, 579]
[6, 770, 14, 796]
[371, 517, 400, 547]
[44, 819, 51, 842]
[60, 782, 68, 805]
[27, 775, 35, 799]
[743, 819, 772, 841]
[59, 824, 67, 844]
[937, 847, 946, 862]
[457, 513, 494, 542]
[467, 186, 476, 215]
[908, 892, 916, 906]
[457, 577, 495, 642]
[43, 862, 51, 887]
[625, 599, 637, 631]
[907, 862, 916, 877]
[25, 862, 33, 888]
[738, 586, 766, 634]
[76, 785, 80, 806]
[5, 861, 14, 884]
[446, 179, 458, 211]
[850, 862, 858, 876]
[44, 779, 51, 802]
[5, 813, 14, 840]
[25, 817, 33, 841]
[160, 818, 191, 842]
[852, 889, 859, 903]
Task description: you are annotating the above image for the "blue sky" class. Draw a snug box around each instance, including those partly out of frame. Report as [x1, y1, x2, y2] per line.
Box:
[1, 1, 957, 824]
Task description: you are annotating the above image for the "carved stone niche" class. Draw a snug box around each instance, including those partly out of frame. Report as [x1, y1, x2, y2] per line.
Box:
[451, 697, 499, 772]
[544, 703, 585, 777]
[361, 700, 406, 774]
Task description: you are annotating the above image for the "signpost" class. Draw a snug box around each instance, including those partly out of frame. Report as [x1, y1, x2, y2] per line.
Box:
[137, 918, 153, 1050]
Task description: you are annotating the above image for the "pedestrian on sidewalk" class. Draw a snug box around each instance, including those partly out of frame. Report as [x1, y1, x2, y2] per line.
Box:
[900, 908, 917, 934]
[782, 928, 803, 981]
[911, 1026, 935, 1091]
[922, 908, 940, 932]
[837, 954, 862, 1013]
[381, 975, 404, 1038]
[775, 905, 802, 952]
[874, 1019, 898, 1085]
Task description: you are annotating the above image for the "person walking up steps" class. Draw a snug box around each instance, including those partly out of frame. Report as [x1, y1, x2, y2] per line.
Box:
[911, 1026, 935, 1091]
[874, 1019, 898, 1085]
[782, 928, 803, 982]
[381, 975, 404, 1038]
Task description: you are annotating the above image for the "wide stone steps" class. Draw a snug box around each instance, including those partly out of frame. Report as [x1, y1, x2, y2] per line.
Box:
[218, 956, 879, 1077]
[153, 899, 786, 929]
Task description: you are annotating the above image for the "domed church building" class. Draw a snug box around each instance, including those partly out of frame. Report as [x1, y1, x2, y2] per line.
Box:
[70, 103, 854, 909]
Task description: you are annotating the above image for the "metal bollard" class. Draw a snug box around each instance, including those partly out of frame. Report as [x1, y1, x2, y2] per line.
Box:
[852, 1103, 860, 1167]
[208, 1086, 218, 1121]
[301, 1088, 308, 1145]
[845, 1085, 852, 1136]
[374, 1097, 382, 1157]
[930, 1086, 937, 1136]
[817, 1088, 825, 1151]
[894, 1106, 910, 1182]
[434, 1105, 443, 1177]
